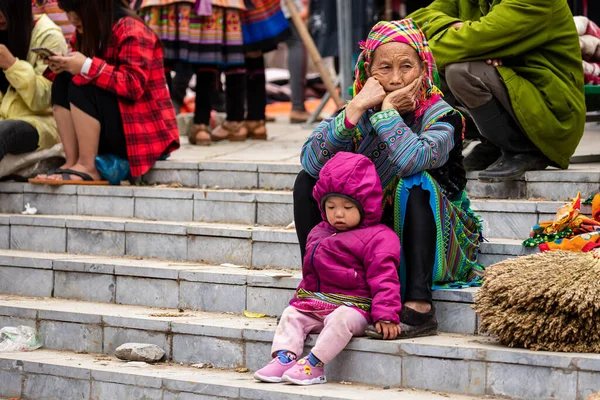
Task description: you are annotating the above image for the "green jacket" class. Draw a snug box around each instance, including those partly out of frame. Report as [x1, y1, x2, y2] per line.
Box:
[409, 0, 585, 168]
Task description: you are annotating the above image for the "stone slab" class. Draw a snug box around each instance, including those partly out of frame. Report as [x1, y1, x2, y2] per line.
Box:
[38, 320, 103, 353]
[0, 370, 21, 398]
[67, 229, 125, 257]
[179, 281, 246, 313]
[172, 334, 244, 367]
[11, 226, 66, 253]
[116, 276, 179, 308]
[23, 193, 77, 215]
[252, 242, 301, 269]
[435, 302, 478, 335]
[256, 203, 293, 226]
[0, 193, 23, 214]
[477, 211, 537, 239]
[143, 170, 199, 188]
[258, 173, 297, 190]
[198, 171, 257, 189]
[126, 232, 187, 261]
[135, 198, 194, 222]
[91, 381, 163, 399]
[23, 374, 90, 400]
[91, 368, 162, 389]
[327, 350, 402, 387]
[0, 266, 53, 297]
[193, 200, 256, 224]
[577, 371, 600, 400]
[187, 236, 251, 265]
[23, 359, 91, 380]
[54, 271, 116, 303]
[402, 357, 485, 395]
[246, 286, 294, 317]
[78, 195, 135, 218]
[486, 362, 577, 399]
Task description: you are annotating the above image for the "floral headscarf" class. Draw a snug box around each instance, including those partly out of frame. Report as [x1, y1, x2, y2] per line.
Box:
[353, 19, 443, 118]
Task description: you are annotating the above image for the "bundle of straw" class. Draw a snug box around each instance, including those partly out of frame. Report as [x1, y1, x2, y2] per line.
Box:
[474, 250, 600, 352]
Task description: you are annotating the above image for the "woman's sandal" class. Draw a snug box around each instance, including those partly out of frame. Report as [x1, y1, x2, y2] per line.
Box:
[212, 121, 248, 142]
[189, 124, 212, 146]
[245, 120, 267, 140]
[28, 168, 109, 185]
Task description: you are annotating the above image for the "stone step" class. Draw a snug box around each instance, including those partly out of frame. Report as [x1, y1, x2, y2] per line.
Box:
[0, 182, 590, 239]
[0, 214, 534, 269]
[0, 295, 598, 399]
[0, 250, 478, 335]
[139, 160, 600, 200]
[0, 350, 487, 400]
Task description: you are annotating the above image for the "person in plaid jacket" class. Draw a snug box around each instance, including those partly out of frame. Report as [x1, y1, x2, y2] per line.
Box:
[32, 0, 179, 184]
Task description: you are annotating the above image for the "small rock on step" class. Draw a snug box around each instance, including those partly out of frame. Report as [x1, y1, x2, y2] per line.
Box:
[115, 343, 165, 363]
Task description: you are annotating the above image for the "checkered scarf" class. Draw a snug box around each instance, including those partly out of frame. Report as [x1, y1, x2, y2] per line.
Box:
[353, 19, 443, 118]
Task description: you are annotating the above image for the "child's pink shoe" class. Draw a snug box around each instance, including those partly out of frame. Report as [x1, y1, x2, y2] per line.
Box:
[254, 358, 297, 383]
[282, 357, 327, 385]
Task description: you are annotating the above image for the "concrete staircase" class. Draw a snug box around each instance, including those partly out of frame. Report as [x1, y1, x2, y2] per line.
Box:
[0, 160, 599, 400]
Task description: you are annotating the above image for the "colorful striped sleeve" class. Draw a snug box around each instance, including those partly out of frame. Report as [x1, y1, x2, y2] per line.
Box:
[369, 109, 455, 178]
[300, 109, 362, 178]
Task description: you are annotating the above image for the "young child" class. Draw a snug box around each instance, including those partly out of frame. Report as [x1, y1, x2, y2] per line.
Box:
[254, 152, 402, 386]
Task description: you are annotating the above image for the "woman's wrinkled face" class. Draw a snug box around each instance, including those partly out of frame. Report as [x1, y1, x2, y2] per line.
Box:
[0, 10, 7, 31]
[67, 11, 83, 33]
[366, 42, 424, 93]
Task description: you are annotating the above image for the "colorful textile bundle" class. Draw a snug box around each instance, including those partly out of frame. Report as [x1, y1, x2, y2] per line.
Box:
[474, 250, 600, 353]
[575, 16, 600, 85]
[523, 192, 600, 252]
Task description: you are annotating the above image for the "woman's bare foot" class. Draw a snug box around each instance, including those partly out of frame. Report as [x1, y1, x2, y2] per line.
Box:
[48, 163, 103, 181]
[34, 162, 75, 180]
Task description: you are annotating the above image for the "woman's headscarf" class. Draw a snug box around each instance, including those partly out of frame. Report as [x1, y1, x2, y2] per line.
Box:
[353, 19, 443, 118]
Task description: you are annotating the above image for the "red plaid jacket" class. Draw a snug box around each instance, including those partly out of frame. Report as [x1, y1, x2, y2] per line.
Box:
[72, 17, 179, 177]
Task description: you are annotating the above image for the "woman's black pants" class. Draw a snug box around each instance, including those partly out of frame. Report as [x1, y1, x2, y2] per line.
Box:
[52, 72, 128, 158]
[293, 170, 435, 304]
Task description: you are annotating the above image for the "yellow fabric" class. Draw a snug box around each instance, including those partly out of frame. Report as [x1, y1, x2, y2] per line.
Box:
[0, 14, 67, 151]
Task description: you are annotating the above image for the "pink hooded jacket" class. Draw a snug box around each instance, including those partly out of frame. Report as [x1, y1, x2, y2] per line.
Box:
[293, 152, 402, 324]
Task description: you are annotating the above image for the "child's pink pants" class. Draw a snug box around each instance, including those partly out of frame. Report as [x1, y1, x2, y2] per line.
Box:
[271, 305, 368, 364]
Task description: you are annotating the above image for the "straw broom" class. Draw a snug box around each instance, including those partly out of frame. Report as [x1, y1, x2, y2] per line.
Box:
[473, 250, 600, 352]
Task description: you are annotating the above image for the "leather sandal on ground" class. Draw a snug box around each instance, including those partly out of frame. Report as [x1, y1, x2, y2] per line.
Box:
[28, 168, 109, 186]
[211, 121, 247, 142]
[189, 124, 212, 146]
[365, 305, 438, 340]
[245, 120, 267, 140]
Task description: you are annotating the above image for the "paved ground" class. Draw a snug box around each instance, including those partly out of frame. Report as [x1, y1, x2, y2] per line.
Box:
[172, 114, 600, 169]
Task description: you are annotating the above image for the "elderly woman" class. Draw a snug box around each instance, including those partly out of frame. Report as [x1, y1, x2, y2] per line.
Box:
[294, 19, 484, 338]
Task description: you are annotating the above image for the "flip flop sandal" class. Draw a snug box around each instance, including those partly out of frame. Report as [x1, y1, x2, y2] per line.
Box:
[28, 168, 109, 185]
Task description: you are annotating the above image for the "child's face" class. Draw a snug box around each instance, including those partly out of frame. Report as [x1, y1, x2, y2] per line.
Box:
[324, 196, 361, 231]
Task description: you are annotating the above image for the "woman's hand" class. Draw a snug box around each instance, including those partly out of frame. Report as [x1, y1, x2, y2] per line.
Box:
[346, 77, 387, 125]
[382, 78, 421, 114]
[0, 45, 16, 70]
[48, 52, 88, 75]
[375, 321, 401, 340]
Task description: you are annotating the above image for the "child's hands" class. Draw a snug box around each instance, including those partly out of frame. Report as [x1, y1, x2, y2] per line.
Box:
[375, 321, 401, 340]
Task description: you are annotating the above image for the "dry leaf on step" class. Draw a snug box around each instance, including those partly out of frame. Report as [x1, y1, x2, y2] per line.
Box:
[244, 310, 266, 318]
